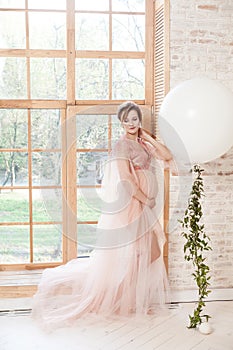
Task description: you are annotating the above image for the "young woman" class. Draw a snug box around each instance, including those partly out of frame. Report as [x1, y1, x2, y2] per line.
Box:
[32, 101, 175, 330]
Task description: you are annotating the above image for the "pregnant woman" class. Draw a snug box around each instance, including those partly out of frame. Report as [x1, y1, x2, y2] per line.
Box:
[32, 101, 175, 330]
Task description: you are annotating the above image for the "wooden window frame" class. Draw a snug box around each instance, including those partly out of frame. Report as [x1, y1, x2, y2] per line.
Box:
[0, 0, 170, 272]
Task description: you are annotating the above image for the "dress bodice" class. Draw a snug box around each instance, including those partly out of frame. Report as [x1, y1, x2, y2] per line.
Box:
[113, 136, 152, 170]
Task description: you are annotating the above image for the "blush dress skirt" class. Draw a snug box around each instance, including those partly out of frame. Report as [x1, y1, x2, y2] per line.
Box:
[32, 137, 170, 331]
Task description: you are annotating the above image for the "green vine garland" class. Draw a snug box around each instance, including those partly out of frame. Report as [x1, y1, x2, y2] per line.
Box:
[179, 164, 212, 328]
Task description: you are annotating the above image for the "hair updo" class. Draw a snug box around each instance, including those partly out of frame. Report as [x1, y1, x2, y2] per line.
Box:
[117, 101, 142, 123]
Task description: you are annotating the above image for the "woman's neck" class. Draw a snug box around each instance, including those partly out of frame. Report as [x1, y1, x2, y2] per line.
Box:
[125, 132, 138, 141]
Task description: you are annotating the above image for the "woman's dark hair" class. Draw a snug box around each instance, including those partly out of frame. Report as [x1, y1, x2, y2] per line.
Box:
[117, 101, 142, 123]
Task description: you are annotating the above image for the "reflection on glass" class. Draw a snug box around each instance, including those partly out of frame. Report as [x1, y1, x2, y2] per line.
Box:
[77, 224, 97, 256]
[30, 58, 66, 99]
[112, 14, 145, 51]
[112, 0, 145, 12]
[0, 12, 25, 48]
[77, 152, 108, 186]
[75, 13, 108, 50]
[29, 12, 66, 49]
[112, 59, 145, 99]
[32, 152, 61, 186]
[0, 152, 28, 186]
[76, 59, 109, 100]
[0, 226, 29, 263]
[32, 188, 62, 222]
[76, 114, 109, 149]
[33, 225, 62, 262]
[0, 109, 28, 148]
[0, 189, 29, 222]
[0, 58, 27, 99]
[28, 0, 66, 9]
[75, 0, 109, 11]
[31, 109, 61, 149]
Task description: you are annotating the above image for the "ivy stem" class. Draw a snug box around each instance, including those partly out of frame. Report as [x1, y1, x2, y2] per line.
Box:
[179, 164, 212, 328]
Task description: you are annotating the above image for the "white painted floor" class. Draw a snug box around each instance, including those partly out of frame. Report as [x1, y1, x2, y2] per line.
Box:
[0, 300, 232, 350]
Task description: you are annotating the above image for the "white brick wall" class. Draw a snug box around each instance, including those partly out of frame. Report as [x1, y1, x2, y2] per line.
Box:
[168, 0, 233, 290]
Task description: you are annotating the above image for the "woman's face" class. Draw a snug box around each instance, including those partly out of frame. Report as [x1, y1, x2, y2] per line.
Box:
[122, 109, 141, 136]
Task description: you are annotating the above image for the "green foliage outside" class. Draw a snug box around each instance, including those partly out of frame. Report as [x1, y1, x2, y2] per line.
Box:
[0, 190, 101, 263]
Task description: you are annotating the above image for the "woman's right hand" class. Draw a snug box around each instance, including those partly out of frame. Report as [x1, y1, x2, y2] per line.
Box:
[139, 128, 156, 142]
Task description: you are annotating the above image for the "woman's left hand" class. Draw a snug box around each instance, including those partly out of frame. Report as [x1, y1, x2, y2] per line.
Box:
[146, 198, 156, 209]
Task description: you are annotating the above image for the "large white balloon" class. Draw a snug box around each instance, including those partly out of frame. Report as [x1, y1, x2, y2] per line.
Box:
[158, 77, 233, 163]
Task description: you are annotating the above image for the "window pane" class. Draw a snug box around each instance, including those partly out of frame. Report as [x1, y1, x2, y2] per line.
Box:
[76, 59, 109, 100]
[0, 189, 29, 223]
[75, 13, 108, 50]
[32, 152, 61, 186]
[0, 0, 24, 8]
[31, 109, 61, 149]
[32, 188, 62, 222]
[112, 59, 145, 99]
[111, 114, 124, 144]
[0, 152, 28, 186]
[28, 0, 66, 9]
[75, 0, 109, 11]
[77, 224, 97, 256]
[0, 12, 25, 48]
[77, 152, 108, 186]
[112, 14, 145, 51]
[33, 225, 62, 262]
[0, 226, 29, 263]
[30, 58, 66, 99]
[112, 0, 145, 12]
[0, 58, 27, 99]
[78, 188, 102, 221]
[76, 114, 109, 149]
[0, 109, 27, 148]
[29, 12, 66, 49]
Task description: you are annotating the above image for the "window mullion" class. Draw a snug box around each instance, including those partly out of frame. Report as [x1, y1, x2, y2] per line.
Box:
[67, 0, 76, 105]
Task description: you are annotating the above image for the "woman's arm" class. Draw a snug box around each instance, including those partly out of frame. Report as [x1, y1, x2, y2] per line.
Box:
[139, 128, 173, 161]
[139, 128, 178, 175]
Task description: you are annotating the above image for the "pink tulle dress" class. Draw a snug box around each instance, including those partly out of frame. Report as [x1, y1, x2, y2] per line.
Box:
[32, 136, 171, 330]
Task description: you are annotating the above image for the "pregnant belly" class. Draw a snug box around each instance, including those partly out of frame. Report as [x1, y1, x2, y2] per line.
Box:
[135, 169, 158, 198]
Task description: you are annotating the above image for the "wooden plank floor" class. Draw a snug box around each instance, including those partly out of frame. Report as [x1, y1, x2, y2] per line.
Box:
[0, 300, 232, 349]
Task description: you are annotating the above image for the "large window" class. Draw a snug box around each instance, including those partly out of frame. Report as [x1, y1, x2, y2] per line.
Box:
[0, 108, 63, 264]
[75, 0, 145, 100]
[0, 0, 159, 269]
[0, 0, 149, 103]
